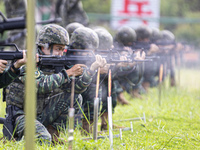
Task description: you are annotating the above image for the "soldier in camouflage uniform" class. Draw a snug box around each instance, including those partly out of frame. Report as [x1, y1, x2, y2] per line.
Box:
[4, 24, 106, 144]
[60, 0, 89, 27]
[140, 27, 161, 91]
[156, 30, 177, 87]
[0, 51, 26, 89]
[4, 0, 26, 50]
[134, 26, 159, 94]
[113, 26, 145, 99]
[68, 27, 107, 133]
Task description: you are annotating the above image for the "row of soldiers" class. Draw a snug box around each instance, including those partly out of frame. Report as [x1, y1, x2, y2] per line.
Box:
[0, 0, 187, 146]
[0, 21, 186, 145]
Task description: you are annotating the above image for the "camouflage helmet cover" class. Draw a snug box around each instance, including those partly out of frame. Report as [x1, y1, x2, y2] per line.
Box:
[94, 28, 113, 50]
[66, 22, 84, 37]
[36, 24, 69, 47]
[115, 26, 136, 46]
[70, 27, 99, 49]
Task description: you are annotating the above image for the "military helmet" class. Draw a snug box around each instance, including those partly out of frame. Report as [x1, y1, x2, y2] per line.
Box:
[36, 24, 69, 47]
[94, 28, 113, 50]
[135, 25, 152, 41]
[66, 22, 84, 38]
[150, 27, 161, 43]
[70, 27, 99, 49]
[160, 30, 175, 43]
[115, 26, 136, 46]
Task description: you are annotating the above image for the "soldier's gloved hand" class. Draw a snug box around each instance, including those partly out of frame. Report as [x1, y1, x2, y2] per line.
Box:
[90, 54, 107, 71]
[0, 59, 8, 73]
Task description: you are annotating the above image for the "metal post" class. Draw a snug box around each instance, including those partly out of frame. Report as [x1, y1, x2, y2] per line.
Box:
[93, 67, 100, 141]
[68, 76, 75, 150]
[25, 0, 36, 150]
[108, 96, 113, 150]
[159, 64, 163, 106]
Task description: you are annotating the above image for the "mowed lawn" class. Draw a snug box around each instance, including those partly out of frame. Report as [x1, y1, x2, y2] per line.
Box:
[0, 68, 200, 149]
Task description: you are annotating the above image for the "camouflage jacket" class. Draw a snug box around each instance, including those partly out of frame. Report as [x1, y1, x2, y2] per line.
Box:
[6, 65, 95, 114]
[0, 66, 20, 89]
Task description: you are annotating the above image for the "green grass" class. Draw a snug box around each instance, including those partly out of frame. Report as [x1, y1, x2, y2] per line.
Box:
[0, 68, 200, 149]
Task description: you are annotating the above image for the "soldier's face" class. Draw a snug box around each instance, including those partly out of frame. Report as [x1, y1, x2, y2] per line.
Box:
[42, 44, 66, 56]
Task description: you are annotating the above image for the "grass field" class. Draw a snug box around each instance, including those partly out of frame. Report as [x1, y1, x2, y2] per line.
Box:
[0, 67, 200, 149]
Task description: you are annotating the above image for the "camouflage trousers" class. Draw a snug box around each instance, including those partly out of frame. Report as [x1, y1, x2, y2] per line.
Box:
[14, 115, 51, 144]
[13, 92, 82, 143]
[100, 80, 117, 114]
[81, 80, 117, 121]
[81, 83, 102, 120]
[37, 92, 82, 130]
[143, 61, 159, 87]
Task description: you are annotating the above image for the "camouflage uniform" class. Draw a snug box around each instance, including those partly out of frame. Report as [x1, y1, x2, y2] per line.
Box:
[4, 24, 96, 143]
[113, 26, 142, 96]
[4, 0, 26, 50]
[60, 0, 89, 27]
[156, 30, 176, 86]
[0, 66, 20, 89]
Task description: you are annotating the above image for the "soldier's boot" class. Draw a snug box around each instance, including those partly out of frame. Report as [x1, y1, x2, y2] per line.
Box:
[82, 119, 93, 135]
[142, 82, 150, 93]
[101, 112, 108, 131]
[47, 125, 66, 145]
[117, 92, 130, 105]
[131, 89, 143, 99]
[170, 77, 176, 87]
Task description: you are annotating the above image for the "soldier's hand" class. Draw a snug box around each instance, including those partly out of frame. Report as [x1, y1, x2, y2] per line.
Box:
[117, 56, 128, 67]
[0, 59, 8, 73]
[14, 50, 27, 69]
[148, 44, 159, 55]
[66, 64, 86, 77]
[134, 51, 145, 60]
[90, 54, 107, 71]
[100, 64, 110, 74]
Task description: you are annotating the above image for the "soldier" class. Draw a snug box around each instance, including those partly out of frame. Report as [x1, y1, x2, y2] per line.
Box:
[141, 27, 162, 90]
[4, 24, 106, 144]
[60, 0, 89, 27]
[4, 0, 26, 50]
[113, 26, 146, 99]
[0, 51, 26, 89]
[134, 25, 159, 93]
[156, 30, 177, 86]
[113, 26, 138, 102]
[67, 26, 103, 133]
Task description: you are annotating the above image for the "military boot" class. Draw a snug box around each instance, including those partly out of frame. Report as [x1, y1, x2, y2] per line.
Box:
[131, 89, 143, 99]
[117, 92, 130, 105]
[82, 118, 93, 135]
[101, 112, 108, 131]
[170, 77, 176, 87]
[142, 82, 150, 93]
[47, 125, 66, 145]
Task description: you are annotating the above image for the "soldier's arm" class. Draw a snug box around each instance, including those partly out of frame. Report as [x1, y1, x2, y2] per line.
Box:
[0, 51, 26, 88]
[0, 65, 21, 89]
